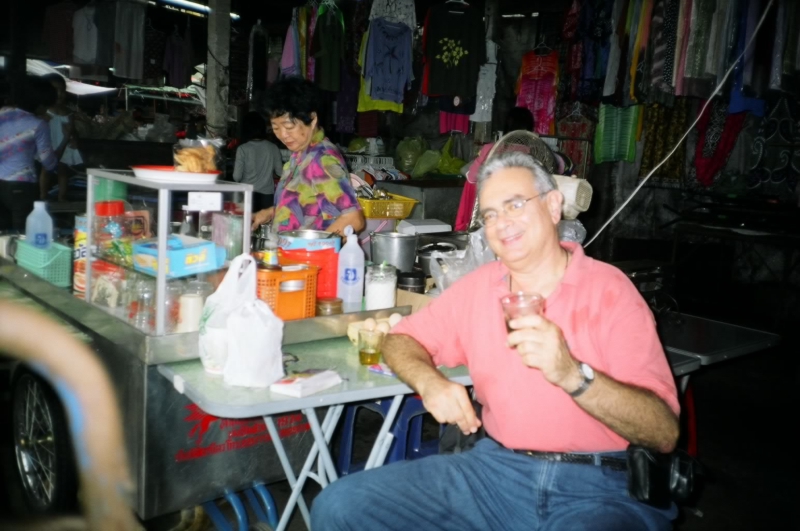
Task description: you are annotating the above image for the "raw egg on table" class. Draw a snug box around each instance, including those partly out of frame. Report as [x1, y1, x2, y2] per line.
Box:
[363, 318, 377, 331]
[388, 313, 403, 327]
[376, 322, 391, 334]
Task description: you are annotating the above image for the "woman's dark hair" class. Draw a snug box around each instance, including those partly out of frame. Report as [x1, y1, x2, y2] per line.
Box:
[262, 77, 320, 126]
[14, 76, 57, 114]
[505, 107, 535, 133]
[242, 111, 267, 141]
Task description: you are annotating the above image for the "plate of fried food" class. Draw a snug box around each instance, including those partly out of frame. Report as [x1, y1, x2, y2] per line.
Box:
[131, 165, 221, 184]
[132, 143, 222, 183]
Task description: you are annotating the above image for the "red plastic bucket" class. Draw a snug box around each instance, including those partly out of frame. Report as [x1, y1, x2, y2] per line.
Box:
[279, 247, 339, 299]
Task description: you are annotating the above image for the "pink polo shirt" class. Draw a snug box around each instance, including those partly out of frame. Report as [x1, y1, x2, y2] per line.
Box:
[391, 242, 679, 453]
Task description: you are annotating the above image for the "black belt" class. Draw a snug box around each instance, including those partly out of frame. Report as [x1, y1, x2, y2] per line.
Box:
[488, 436, 627, 472]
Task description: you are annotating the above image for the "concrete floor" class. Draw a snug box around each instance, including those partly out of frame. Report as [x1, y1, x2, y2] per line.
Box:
[1, 242, 798, 529]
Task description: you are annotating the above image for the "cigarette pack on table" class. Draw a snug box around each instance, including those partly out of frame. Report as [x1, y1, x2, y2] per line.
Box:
[269, 369, 343, 397]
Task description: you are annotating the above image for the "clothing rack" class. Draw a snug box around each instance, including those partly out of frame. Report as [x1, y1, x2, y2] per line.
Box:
[123, 86, 204, 110]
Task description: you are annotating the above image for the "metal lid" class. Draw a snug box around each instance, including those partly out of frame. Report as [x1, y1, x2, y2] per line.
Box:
[280, 280, 306, 292]
[397, 272, 425, 287]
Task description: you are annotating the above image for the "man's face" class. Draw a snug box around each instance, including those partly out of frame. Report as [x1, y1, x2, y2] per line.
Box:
[478, 167, 562, 268]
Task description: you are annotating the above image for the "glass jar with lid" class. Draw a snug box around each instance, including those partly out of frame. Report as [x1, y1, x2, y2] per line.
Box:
[316, 297, 343, 316]
[365, 264, 397, 311]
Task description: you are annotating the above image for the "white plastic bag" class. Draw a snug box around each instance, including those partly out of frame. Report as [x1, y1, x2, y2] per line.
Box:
[198, 254, 257, 374]
[223, 298, 284, 388]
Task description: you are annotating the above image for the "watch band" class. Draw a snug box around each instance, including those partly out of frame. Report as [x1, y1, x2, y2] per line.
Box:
[568, 363, 594, 398]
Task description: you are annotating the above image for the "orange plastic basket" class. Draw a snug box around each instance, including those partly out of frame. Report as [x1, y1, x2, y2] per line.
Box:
[256, 263, 318, 321]
[279, 248, 338, 299]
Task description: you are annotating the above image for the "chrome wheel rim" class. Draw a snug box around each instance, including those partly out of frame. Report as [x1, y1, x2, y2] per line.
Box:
[14, 375, 57, 509]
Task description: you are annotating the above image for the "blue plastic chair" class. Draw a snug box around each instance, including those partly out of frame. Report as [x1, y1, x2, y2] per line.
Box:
[337, 395, 440, 476]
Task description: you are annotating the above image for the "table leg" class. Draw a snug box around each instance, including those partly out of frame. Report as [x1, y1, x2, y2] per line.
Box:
[265, 405, 344, 531]
[679, 375, 690, 394]
[304, 405, 341, 485]
[364, 394, 404, 470]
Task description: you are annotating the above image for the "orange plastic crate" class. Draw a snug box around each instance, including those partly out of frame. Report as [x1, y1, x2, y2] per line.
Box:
[256, 263, 318, 321]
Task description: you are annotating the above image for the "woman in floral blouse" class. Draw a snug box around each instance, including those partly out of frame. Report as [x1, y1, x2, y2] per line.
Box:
[251, 77, 365, 235]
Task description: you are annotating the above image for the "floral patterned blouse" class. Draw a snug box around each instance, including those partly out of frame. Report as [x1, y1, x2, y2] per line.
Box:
[272, 127, 361, 232]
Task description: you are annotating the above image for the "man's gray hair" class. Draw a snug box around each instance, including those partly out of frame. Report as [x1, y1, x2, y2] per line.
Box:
[476, 152, 557, 198]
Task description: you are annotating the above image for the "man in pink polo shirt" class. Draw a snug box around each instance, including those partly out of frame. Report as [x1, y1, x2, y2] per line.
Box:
[311, 152, 680, 530]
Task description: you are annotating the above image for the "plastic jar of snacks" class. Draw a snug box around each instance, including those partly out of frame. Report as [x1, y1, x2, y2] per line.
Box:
[316, 298, 343, 316]
[365, 264, 397, 311]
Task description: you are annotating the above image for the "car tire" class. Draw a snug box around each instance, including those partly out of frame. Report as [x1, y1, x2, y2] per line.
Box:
[11, 367, 78, 514]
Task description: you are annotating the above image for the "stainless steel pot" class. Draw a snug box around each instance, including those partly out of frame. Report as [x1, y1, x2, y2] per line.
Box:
[417, 242, 457, 277]
[370, 232, 418, 273]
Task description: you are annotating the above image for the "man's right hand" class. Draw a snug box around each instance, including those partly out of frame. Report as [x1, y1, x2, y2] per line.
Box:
[418, 378, 481, 435]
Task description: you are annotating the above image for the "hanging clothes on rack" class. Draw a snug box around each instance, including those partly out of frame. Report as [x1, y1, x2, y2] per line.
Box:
[43, 1, 78, 65]
[422, 3, 485, 98]
[639, 99, 688, 187]
[72, 3, 98, 65]
[516, 50, 559, 136]
[336, 63, 360, 133]
[370, 0, 416, 31]
[143, 21, 167, 82]
[311, 6, 346, 92]
[690, 100, 747, 187]
[95, 0, 117, 67]
[556, 105, 595, 180]
[364, 17, 412, 103]
[163, 28, 187, 87]
[248, 22, 269, 102]
[594, 104, 642, 163]
[281, 11, 301, 77]
[357, 31, 403, 113]
[114, 0, 145, 79]
[307, 5, 319, 82]
[470, 41, 498, 123]
[297, 6, 310, 79]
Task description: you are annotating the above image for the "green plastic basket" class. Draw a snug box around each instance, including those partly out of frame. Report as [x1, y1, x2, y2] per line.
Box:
[16, 240, 72, 288]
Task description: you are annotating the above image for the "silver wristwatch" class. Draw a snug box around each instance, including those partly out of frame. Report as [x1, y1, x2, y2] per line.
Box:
[568, 362, 595, 398]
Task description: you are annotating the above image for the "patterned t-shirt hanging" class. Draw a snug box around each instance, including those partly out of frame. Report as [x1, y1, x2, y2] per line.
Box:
[423, 4, 485, 97]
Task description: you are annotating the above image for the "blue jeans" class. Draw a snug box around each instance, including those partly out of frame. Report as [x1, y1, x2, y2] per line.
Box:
[311, 439, 676, 530]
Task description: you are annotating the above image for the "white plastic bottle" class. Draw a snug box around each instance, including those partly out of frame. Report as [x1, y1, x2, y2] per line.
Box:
[336, 226, 365, 313]
[25, 201, 53, 249]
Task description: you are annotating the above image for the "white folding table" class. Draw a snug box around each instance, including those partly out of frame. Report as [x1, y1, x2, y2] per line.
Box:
[159, 330, 712, 530]
[159, 336, 470, 531]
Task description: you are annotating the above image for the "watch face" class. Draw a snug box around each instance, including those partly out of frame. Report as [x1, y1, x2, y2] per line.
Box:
[581, 363, 595, 380]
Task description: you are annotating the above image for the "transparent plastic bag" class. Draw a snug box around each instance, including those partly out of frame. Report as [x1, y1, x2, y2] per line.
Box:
[558, 219, 587, 244]
[429, 229, 496, 291]
[411, 150, 441, 179]
[395, 136, 427, 173]
[437, 137, 467, 175]
[174, 138, 224, 173]
[347, 137, 368, 153]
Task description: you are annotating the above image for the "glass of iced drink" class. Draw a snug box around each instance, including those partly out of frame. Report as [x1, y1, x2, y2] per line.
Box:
[358, 329, 385, 365]
[500, 292, 544, 332]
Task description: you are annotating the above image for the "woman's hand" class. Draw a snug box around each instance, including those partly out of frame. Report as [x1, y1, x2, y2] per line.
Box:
[251, 207, 274, 231]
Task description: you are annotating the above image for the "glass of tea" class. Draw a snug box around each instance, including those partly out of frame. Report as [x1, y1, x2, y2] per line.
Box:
[500, 292, 544, 332]
[358, 329, 385, 365]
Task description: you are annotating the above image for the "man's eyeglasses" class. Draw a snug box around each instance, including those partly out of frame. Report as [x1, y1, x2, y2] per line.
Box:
[479, 194, 543, 227]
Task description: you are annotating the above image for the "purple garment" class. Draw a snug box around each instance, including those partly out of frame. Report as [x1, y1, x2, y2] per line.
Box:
[336, 63, 359, 134]
[365, 17, 412, 104]
[280, 25, 299, 76]
[729, 0, 766, 117]
[0, 108, 58, 183]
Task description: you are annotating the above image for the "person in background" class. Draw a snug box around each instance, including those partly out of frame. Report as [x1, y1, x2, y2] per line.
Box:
[41, 74, 82, 202]
[233, 112, 283, 213]
[311, 152, 680, 530]
[250, 77, 365, 235]
[0, 76, 58, 231]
